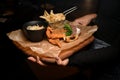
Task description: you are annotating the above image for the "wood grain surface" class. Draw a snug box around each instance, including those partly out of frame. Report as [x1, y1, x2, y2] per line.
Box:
[13, 36, 94, 63]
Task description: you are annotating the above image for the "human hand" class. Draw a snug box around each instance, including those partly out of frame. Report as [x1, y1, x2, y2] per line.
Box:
[27, 56, 69, 66]
[55, 57, 69, 66]
[27, 56, 47, 66]
[71, 14, 97, 26]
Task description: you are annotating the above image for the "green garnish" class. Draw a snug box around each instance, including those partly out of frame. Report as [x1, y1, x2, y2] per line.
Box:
[64, 24, 72, 36]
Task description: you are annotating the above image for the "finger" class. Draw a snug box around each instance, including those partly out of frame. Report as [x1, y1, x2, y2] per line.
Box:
[60, 58, 69, 66]
[55, 57, 62, 65]
[55, 57, 69, 66]
[36, 56, 47, 66]
[27, 57, 36, 62]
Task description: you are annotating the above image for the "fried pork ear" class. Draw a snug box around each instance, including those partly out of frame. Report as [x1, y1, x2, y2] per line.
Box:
[46, 26, 66, 39]
[46, 26, 66, 47]
[48, 39, 61, 48]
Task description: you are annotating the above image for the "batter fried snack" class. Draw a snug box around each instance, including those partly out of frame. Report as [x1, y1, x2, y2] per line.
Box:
[46, 26, 66, 47]
[46, 25, 80, 47]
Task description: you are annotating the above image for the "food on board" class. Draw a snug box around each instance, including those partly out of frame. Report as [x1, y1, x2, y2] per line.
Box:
[46, 23, 81, 47]
[40, 10, 81, 47]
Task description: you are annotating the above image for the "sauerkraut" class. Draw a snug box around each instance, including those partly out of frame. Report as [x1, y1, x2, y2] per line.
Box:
[27, 25, 44, 30]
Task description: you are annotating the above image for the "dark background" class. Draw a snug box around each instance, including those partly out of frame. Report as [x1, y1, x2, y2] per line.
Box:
[0, 0, 48, 80]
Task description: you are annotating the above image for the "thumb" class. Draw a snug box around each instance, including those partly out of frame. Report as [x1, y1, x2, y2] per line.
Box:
[55, 57, 69, 66]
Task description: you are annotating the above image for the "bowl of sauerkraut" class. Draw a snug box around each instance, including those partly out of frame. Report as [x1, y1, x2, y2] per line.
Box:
[22, 20, 48, 42]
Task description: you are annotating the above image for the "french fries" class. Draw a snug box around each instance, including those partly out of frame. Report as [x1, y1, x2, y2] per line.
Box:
[40, 10, 66, 23]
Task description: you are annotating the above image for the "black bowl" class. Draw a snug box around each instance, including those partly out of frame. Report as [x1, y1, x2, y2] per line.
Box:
[22, 20, 48, 42]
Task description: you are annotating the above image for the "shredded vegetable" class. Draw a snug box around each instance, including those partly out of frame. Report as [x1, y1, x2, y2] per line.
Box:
[64, 24, 72, 36]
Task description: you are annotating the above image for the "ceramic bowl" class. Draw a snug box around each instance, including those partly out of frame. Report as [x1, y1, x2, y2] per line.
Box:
[22, 20, 48, 42]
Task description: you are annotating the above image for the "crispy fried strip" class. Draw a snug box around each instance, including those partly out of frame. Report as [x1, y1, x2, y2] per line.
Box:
[46, 27, 66, 39]
[48, 39, 61, 47]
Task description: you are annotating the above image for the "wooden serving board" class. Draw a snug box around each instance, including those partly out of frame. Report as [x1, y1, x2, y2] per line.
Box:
[13, 36, 94, 63]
